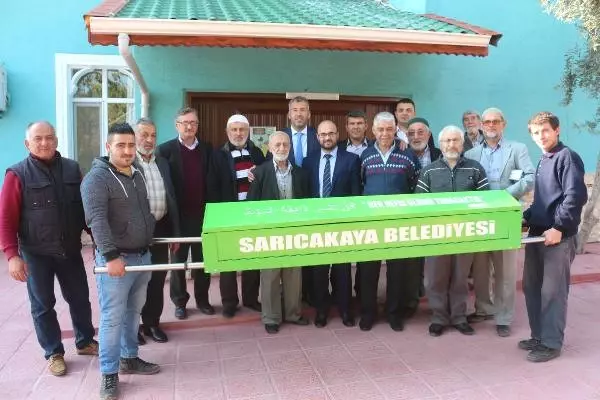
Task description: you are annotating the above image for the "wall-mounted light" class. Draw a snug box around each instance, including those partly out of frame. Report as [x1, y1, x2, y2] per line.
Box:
[286, 92, 339, 101]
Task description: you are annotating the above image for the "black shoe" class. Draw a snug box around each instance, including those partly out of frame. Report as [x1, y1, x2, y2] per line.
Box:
[359, 317, 374, 331]
[244, 302, 262, 312]
[314, 312, 328, 328]
[197, 303, 216, 315]
[265, 324, 280, 334]
[429, 323, 445, 337]
[137, 328, 146, 346]
[527, 345, 561, 362]
[341, 312, 355, 327]
[453, 322, 475, 335]
[287, 316, 310, 326]
[175, 306, 187, 320]
[143, 326, 168, 343]
[466, 313, 494, 323]
[222, 307, 237, 319]
[100, 373, 119, 400]
[496, 325, 511, 338]
[518, 337, 541, 351]
[389, 315, 405, 332]
[119, 357, 160, 375]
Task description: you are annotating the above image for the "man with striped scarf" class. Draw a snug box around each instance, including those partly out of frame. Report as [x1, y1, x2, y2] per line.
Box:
[207, 114, 265, 318]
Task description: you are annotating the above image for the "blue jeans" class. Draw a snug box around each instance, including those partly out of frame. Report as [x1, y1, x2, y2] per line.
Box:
[95, 251, 151, 374]
[22, 250, 95, 359]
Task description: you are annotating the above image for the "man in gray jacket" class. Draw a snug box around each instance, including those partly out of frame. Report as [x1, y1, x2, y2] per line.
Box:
[82, 123, 160, 400]
[464, 107, 535, 337]
[416, 125, 489, 337]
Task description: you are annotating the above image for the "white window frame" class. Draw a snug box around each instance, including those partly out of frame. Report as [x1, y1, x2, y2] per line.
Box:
[55, 53, 136, 159]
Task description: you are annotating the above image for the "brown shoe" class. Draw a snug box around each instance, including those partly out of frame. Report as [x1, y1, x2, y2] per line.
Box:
[76, 340, 99, 356]
[48, 354, 67, 376]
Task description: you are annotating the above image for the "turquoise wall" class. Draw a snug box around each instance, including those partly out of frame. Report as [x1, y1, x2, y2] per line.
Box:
[0, 0, 597, 180]
[135, 0, 598, 170]
[0, 0, 116, 181]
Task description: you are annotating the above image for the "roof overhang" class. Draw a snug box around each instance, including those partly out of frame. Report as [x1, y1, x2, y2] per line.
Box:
[84, 2, 502, 57]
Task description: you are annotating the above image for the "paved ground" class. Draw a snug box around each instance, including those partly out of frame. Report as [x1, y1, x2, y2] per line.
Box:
[0, 244, 600, 399]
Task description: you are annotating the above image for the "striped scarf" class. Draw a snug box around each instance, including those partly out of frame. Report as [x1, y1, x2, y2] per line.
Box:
[231, 147, 253, 200]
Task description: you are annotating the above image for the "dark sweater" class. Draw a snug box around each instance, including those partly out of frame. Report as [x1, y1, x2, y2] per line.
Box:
[360, 145, 419, 195]
[180, 143, 205, 218]
[523, 142, 587, 238]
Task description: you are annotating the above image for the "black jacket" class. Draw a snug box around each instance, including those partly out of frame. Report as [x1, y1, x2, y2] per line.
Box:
[207, 140, 266, 202]
[303, 148, 361, 198]
[415, 156, 489, 193]
[247, 161, 310, 201]
[156, 137, 212, 220]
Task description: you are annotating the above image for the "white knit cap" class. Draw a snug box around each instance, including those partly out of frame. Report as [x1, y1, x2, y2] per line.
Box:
[227, 114, 249, 126]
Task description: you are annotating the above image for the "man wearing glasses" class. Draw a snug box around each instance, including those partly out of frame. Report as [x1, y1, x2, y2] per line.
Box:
[157, 107, 215, 320]
[464, 107, 535, 337]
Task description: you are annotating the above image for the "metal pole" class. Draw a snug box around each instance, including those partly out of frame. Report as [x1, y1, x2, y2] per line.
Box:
[93, 236, 547, 274]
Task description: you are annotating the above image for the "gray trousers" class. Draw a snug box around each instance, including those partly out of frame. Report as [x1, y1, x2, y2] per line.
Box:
[523, 237, 575, 350]
[260, 268, 302, 325]
[471, 249, 518, 325]
[425, 254, 473, 325]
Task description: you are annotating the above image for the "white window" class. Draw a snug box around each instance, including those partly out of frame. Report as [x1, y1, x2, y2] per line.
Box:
[55, 54, 136, 173]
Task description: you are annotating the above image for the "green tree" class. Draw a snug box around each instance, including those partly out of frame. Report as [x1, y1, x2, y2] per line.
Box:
[541, 0, 600, 253]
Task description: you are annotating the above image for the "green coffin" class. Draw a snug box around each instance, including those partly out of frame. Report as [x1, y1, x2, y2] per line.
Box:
[202, 190, 522, 273]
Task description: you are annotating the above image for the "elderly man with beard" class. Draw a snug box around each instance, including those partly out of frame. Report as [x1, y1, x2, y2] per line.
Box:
[416, 126, 489, 337]
[404, 117, 442, 318]
[134, 118, 180, 344]
[247, 132, 310, 334]
[464, 107, 535, 337]
[207, 114, 265, 318]
[462, 110, 484, 151]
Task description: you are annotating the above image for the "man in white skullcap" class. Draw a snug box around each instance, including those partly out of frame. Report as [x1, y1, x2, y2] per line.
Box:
[206, 114, 266, 318]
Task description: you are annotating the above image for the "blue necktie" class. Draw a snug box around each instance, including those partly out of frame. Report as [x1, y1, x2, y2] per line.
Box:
[294, 133, 304, 166]
[322, 154, 332, 198]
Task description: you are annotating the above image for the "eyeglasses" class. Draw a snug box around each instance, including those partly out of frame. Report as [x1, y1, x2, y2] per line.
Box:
[177, 121, 199, 127]
[482, 119, 503, 126]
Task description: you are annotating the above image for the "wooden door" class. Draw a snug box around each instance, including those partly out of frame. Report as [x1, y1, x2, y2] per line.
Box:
[187, 92, 398, 146]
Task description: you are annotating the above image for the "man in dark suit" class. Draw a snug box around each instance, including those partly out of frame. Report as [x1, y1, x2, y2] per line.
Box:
[303, 120, 361, 328]
[282, 96, 319, 306]
[206, 114, 265, 318]
[134, 118, 181, 344]
[282, 96, 320, 167]
[156, 107, 214, 320]
[247, 131, 310, 334]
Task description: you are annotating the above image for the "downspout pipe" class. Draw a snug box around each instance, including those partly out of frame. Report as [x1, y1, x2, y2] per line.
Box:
[118, 33, 149, 117]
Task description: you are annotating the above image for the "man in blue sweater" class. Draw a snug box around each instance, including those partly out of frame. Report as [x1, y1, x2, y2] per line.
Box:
[358, 111, 420, 332]
[520, 112, 588, 362]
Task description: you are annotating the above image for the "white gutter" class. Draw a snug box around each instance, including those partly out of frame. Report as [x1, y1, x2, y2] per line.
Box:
[93, 18, 493, 48]
[118, 33, 150, 117]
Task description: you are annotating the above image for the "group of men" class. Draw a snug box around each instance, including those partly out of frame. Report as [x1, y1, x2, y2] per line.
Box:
[0, 95, 588, 400]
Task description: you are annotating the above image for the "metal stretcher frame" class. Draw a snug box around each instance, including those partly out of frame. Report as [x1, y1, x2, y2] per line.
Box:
[93, 235, 546, 274]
